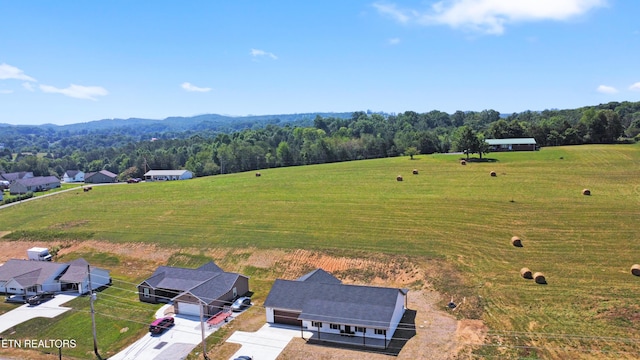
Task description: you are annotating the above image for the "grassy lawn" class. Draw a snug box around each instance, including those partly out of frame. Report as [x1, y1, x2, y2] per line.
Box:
[1, 144, 640, 359]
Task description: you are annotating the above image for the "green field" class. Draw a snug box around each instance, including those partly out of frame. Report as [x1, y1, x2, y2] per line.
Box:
[1, 144, 640, 359]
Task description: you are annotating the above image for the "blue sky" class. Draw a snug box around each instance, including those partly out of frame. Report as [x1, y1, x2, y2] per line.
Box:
[1, 0, 639, 125]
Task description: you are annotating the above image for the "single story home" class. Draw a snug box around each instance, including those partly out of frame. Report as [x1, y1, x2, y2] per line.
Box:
[143, 170, 193, 182]
[138, 261, 249, 318]
[63, 170, 85, 183]
[0, 258, 111, 298]
[0, 171, 34, 183]
[9, 176, 61, 195]
[264, 269, 408, 349]
[84, 170, 118, 184]
[485, 138, 538, 151]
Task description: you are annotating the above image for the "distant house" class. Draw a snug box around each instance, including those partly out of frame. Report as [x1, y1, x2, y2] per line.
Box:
[485, 138, 538, 151]
[0, 258, 111, 297]
[264, 269, 408, 349]
[0, 171, 34, 183]
[143, 170, 193, 182]
[63, 170, 85, 183]
[9, 176, 61, 195]
[138, 261, 249, 318]
[84, 170, 118, 184]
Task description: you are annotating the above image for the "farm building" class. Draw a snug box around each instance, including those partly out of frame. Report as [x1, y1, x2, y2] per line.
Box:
[264, 268, 408, 349]
[84, 170, 118, 184]
[143, 170, 193, 181]
[9, 176, 61, 194]
[63, 170, 85, 183]
[0, 258, 111, 299]
[485, 138, 538, 151]
[138, 261, 249, 317]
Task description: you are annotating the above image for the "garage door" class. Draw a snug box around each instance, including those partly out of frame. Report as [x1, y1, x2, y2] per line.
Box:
[177, 302, 201, 317]
[273, 310, 301, 326]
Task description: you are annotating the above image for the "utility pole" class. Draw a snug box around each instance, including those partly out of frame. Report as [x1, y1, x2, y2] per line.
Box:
[87, 264, 103, 360]
[199, 299, 210, 360]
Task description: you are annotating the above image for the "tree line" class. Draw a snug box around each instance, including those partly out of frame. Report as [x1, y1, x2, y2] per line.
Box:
[1, 101, 639, 180]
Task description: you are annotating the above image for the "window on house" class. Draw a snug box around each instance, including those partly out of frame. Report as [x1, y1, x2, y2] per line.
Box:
[312, 321, 322, 328]
[375, 329, 386, 335]
[233, 287, 237, 298]
[355, 327, 366, 333]
[143, 288, 150, 297]
[330, 323, 340, 330]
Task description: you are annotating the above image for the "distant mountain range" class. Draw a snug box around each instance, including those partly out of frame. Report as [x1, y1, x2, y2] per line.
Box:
[0, 112, 354, 135]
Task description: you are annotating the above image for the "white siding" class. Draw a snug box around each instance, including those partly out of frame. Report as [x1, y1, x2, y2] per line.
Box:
[265, 307, 275, 323]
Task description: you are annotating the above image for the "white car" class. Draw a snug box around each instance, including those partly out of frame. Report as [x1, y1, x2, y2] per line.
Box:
[231, 297, 251, 312]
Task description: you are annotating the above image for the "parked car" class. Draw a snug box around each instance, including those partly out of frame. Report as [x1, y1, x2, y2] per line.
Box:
[231, 297, 251, 312]
[127, 178, 141, 183]
[233, 356, 252, 360]
[149, 316, 174, 334]
[27, 292, 55, 305]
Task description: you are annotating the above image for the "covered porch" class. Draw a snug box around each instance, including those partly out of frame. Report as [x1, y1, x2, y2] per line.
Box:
[303, 329, 388, 349]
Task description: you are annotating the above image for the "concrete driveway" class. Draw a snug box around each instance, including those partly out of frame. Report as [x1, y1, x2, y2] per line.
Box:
[110, 304, 229, 360]
[0, 294, 77, 334]
[227, 324, 312, 360]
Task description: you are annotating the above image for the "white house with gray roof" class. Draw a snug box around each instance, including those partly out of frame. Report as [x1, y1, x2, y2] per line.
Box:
[138, 261, 249, 318]
[0, 258, 111, 298]
[264, 269, 408, 349]
[9, 176, 60, 194]
[143, 169, 193, 181]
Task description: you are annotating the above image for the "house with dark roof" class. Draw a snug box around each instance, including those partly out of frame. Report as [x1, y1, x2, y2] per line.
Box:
[264, 269, 408, 349]
[0, 258, 111, 299]
[9, 176, 61, 195]
[84, 170, 118, 184]
[63, 170, 85, 183]
[138, 261, 249, 318]
[0, 171, 34, 183]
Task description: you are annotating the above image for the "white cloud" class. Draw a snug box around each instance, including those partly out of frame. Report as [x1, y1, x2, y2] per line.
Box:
[0, 89, 13, 94]
[388, 37, 401, 45]
[629, 82, 640, 91]
[39, 84, 108, 100]
[250, 48, 278, 60]
[181, 82, 211, 92]
[374, 0, 608, 35]
[22, 82, 35, 91]
[0, 63, 36, 82]
[596, 85, 618, 94]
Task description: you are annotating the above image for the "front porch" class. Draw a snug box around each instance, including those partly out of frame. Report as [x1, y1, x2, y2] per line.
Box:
[304, 329, 388, 349]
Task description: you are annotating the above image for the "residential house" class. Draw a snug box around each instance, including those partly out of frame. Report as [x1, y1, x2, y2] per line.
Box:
[264, 269, 408, 349]
[138, 261, 249, 317]
[84, 170, 118, 184]
[1, 171, 34, 183]
[63, 170, 85, 183]
[0, 259, 111, 298]
[485, 138, 538, 151]
[9, 176, 61, 195]
[143, 170, 193, 182]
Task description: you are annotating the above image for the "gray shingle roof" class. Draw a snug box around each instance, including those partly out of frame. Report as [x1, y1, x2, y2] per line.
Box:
[59, 258, 90, 283]
[0, 259, 67, 287]
[15, 176, 60, 187]
[189, 272, 245, 303]
[265, 269, 405, 328]
[296, 268, 342, 284]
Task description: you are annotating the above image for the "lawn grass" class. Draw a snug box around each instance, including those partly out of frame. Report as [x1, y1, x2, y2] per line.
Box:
[1, 144, 640, 358]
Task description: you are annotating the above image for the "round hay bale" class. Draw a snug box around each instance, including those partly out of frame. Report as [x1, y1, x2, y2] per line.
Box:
[520, 267, 533, 279]
[460, 160, 466, 165]
[490, 171, 497, 177]
[533, 272, 547, 284]
[396, 175, 403, 182]
[255, 172, 261, 177]
[582, 189, 591, 196]
[631, 264, 640, 276]
[412, 169, 419, 175]
[511, 236, 523, 247]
